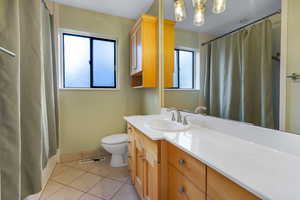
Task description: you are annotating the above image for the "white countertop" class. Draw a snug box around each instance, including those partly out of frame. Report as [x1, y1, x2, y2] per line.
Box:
[124, 114, 300, 200]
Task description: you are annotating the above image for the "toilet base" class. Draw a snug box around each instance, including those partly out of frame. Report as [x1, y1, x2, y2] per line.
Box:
[110, 154, 128, 167]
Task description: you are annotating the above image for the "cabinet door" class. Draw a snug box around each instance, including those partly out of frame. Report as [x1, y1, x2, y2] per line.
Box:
[164, 21, 175, 88]
[135, 146, 144, 198]
[136, 27, 142, 73]
[144, 152, 159, 200]
[207, 167, 260, 200]
[127, 125, 135, 184]
[130, 33, 137, 75]
[167, 142, 206, 192]
[168, 164, 205, 200]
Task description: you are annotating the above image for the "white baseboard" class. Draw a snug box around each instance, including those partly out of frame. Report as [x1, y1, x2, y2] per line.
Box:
[59, 148, 109, 163]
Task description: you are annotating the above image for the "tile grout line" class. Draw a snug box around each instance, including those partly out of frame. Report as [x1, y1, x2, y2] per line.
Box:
[83, 177, 106, 199]
[40, 183, 69, 200]
[51, 168, 129, 190]
[45, 159, 132, 200]
[39, 163, 64, 200]
[84, 177, 123, 200]
[109, 181, 127, 200]
[50, 176, 102, 195]
[87, 170, 130, 184]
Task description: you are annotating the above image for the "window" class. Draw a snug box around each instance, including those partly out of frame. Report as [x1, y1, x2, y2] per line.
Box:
[173, 49, 195, 89]
[62, 33, 117, 88]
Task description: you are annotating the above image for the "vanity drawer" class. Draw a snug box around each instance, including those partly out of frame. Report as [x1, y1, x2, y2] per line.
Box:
[167, 142, 206, 192]
[207, 167, 260, 200]
[168, 164, 205, 200]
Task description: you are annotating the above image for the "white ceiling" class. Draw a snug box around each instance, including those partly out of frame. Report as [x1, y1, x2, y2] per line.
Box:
[50, 0, 281, 35]
[165, 0, 281, 35]
[50, 0, 154, 19]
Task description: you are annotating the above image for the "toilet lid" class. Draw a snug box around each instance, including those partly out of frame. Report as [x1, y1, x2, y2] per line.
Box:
[102, 134, 128, 144]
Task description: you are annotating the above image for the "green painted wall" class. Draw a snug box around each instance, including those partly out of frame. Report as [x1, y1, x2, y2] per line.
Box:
[58, 4, 144, 154]
[142, 0, 161, 115]
[175, 28, 200, 49]
[164, 29, 214, 112]
[147, 0, 159, 16]
[286, 0, 300, 133]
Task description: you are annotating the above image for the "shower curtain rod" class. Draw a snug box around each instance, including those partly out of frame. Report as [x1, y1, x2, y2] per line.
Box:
[202, 10, 281, 46]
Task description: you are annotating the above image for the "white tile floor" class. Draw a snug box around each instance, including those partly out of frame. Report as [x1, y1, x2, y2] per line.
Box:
[39, 157, 139, 200]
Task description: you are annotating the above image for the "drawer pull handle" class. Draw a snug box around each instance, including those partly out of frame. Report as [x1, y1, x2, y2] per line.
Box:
[178, 186, 185, 193]
[178, 159, 185, 165]
[128, 155, 132, 158]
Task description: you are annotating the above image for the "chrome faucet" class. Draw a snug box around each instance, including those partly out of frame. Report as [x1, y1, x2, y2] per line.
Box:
[182, 115, 189, 126]
[176, 110, 182, 123]
[194, 106, 207, 115]
[182, 115, 194, 126]
[167, 108, 182, 123]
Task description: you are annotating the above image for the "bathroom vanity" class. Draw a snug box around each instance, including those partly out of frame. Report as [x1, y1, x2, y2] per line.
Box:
[125, 112, 300, 200]
[127, 123, 259, 200]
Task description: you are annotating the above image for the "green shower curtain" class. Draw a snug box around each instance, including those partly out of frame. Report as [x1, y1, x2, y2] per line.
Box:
[0, 0, 58, 199]
[203, 20, 274, 129]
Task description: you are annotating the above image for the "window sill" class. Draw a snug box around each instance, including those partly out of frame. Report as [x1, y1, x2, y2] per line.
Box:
[59, 88, 120, 91]
[164, 89, 200, 91]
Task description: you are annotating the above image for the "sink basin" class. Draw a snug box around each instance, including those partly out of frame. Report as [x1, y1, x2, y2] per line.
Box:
[145, 119, 191, 132]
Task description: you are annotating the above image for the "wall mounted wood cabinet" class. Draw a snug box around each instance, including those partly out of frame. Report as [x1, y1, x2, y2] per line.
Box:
[127, 122, 260, 200]
[129, 15, 175, 88]
[164, 20, 176, 88]
[130, 14, 158, 88]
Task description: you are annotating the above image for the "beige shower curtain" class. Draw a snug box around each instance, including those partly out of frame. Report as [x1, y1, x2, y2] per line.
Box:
[0, 1, 58, 199]
[41, 3, 59, 168]
[203, 20, 274, 129]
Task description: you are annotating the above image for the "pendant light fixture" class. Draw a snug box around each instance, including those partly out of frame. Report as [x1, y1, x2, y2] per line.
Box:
[174, 0, 187, 22]
[192, 0, 207, 6]
[212, 0, 227, 14]
[192, 0, 206, 26]
[173, 0, 227, 26]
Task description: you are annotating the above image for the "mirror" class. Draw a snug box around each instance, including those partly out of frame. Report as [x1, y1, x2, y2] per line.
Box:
[164, 0, 283, 130]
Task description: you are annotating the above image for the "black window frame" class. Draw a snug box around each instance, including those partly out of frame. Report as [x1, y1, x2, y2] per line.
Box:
[62, 33, 117, 89]
[172, 48, 195, 89]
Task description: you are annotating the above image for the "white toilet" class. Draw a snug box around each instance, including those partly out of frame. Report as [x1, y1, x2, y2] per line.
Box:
[101, 133, 128, 167]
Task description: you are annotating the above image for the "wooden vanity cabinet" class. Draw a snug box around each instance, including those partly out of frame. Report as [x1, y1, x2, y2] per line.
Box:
[166, 142, 261, 200]
[144, 151, 160, 200]
[168, 164, 206, 200]
[207, 167, 260, 200]
[127, 123, 260, 200]
[135, 146, 144, 197]
[167, 142, 206, 200]
[127, 124, 160, 200]
[127, 124, 136, 184]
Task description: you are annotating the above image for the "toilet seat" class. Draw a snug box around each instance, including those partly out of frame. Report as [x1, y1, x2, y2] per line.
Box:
[102, 134, 128, 145]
